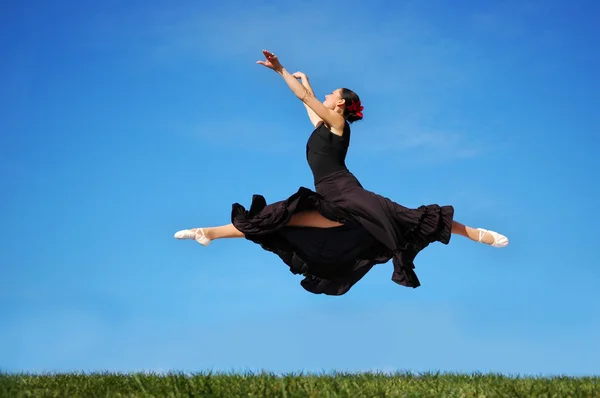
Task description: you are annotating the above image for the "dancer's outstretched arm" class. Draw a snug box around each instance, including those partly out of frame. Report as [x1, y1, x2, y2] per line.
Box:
[292, 72, 322, 127]
[257, 49, 346, 132]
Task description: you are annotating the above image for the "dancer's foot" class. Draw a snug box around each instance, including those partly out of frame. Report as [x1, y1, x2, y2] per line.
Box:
[476, 228, 509, 248]
[174, 228, 211, 246]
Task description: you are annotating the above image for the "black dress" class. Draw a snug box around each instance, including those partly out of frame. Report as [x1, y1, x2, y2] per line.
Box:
[231, 122, 455, 295]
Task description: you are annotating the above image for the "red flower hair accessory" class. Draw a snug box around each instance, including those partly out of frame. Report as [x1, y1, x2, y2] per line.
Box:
[346, 100, 364, 118]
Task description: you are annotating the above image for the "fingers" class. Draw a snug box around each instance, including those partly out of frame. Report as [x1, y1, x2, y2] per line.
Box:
[262, 49, 277, 59]
[256, 60, 275, 70]
[292, 72, 307, 81]
[258, 49, 280, 71]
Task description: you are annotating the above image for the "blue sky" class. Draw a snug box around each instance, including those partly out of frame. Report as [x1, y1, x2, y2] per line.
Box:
[1, 0, 599, 376]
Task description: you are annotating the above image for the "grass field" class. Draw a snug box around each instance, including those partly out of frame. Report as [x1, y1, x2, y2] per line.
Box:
[1, 371, 598, 397]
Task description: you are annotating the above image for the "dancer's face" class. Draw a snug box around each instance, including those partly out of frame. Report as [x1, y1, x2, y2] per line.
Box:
[323, 88, 345, 110]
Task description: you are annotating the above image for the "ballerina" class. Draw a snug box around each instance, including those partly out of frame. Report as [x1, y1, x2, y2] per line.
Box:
[175, 49, 508, 296]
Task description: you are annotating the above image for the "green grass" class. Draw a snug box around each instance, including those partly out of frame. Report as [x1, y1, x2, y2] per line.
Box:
[1, 371, 598, 397]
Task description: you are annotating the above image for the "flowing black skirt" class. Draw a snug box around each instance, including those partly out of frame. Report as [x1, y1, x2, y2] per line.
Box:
[231, 169, 454, 295]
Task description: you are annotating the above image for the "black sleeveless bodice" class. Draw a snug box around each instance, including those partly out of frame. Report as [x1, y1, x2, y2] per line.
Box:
[306, 122, 351, 183]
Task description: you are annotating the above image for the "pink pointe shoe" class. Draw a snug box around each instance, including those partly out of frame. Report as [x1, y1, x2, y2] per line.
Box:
[476, 228, 509, 248]
[174, 228, 211, 246]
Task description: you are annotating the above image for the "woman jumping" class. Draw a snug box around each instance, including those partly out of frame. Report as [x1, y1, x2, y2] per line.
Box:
[174, 49, 508, 296]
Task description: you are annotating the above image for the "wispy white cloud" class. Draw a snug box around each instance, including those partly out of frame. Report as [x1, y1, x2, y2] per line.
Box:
[356, 120, 483, 161]
[103, 1, 509, 160]
[178, 119, 300, 153]
[469, 1, 554, 40]
[143, 1, 475, 93]
[6, 299, 598, 375]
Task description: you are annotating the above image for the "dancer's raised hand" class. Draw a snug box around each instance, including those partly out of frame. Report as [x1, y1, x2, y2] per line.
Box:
[256, 49, 283, 72]
[292, 71, 307, 80]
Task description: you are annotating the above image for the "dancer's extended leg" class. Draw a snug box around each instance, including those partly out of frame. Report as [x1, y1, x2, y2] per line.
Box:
[174, 210, 342, 246]
[451, 221, 509, 248]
